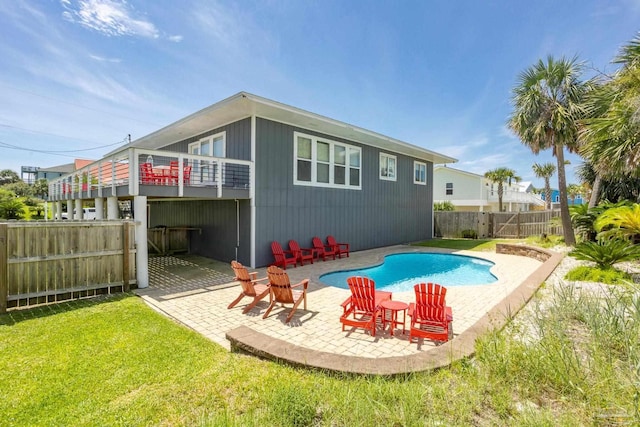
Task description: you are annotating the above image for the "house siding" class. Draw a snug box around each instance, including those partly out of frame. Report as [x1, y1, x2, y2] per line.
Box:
[253, 117, 433, 267]
[161, 117, 252, 160]
[148, 199, 251, 264]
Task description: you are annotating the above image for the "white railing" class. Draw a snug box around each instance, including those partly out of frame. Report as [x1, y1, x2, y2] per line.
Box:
[47, 148, 253, 201]
[486, 189, 545, 206]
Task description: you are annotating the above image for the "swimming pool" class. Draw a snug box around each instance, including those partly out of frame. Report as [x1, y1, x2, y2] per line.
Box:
[319, 252, 497, 291]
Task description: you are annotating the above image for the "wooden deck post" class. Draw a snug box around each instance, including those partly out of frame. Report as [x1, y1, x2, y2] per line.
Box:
[0, 224, 8, 313]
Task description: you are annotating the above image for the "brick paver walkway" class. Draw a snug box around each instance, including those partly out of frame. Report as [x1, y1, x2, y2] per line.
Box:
[136, 245, 554, 373]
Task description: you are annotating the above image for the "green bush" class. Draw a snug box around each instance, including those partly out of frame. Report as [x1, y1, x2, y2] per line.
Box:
[434, 201, 455, 211]
[460, 229, 478, 239]
[569, 239, 640, 269]
[564, 265, 633, 285]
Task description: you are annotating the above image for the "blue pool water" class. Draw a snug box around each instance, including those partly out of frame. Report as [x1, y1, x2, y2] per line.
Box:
[319, 253, 497, 292]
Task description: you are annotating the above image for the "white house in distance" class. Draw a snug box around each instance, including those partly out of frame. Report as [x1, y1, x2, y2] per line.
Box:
[433, 165, 545, 212]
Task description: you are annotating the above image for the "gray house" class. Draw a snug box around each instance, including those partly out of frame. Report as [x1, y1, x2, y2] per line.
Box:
[47, 92, 456, 286]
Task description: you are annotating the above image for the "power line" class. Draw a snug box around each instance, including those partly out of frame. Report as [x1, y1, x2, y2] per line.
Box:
[0, 124, 129, 150]
[0, 82, 165, 128]
[0, 136, 129, 156]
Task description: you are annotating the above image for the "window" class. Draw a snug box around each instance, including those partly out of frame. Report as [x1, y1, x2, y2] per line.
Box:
[294, 132, 361, 189]
[188, 131, 226, 158]
[446, 182, 453, 195]
[414, 162, 427, 185]
[379, 153, 396, 181]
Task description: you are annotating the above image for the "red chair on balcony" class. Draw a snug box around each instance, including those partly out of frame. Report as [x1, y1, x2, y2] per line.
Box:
[168, 160, 179, 185]
[312, 236, 336, 261]
[288, 240, 315, 266]
[271, 241, 297, 270]
[340, 276, 391, 336]
[140, 162, 160, 185]
[327, 235, 349, 258]
[182, 165, 192, 185]
[408, 283, 453, 344]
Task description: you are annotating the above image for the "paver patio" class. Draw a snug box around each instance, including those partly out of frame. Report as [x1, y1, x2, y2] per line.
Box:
[135, 245, 563, 374]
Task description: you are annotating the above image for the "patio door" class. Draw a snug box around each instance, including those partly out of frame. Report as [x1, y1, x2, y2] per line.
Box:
[188, 132, 225, 185]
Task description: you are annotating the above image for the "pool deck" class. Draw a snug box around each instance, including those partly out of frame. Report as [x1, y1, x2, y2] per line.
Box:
[135, 245, 563, 375]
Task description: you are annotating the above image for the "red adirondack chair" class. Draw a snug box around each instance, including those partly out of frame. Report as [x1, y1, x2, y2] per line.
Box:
[270, 241, 297, 270]
[227, 261, 270, 314]
[340, 276, 391, 336]
[408, 283, 453, 344]
[168, 160, 179, 185]
[327, 235, 349, 258]
[312, 236, 336, 261]
[182, 165, 192, 185]
[263, 266, 309, 323]
[288, 240, 315, 266]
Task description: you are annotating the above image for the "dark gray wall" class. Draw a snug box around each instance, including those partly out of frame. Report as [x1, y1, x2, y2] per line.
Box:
[253, 118, 433, 267]
[162, 117, 252, 160]
[148, 199, 251, 264]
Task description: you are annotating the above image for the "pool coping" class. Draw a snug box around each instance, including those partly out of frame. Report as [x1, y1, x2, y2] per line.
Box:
[226, 245, 564, 375]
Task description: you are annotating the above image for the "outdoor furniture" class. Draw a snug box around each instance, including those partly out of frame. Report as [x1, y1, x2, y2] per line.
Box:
[312, 236, 336, 261]
[340, 276, 391, 336]
[263, 265, 309, 323]
[182, 165, 192, 185]
[271, 241, 297, 270]
[140, 162, 161, 184]
[168, 160, 179, 185]
[381, 299, 409, 336]
[228, 261, 270, 314]
[408, 282, 453, 344]
[327, 235, 350, 258]
[288, 240, 315, 266]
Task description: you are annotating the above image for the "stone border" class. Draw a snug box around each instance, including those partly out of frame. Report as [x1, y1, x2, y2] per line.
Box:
[226, 245, 564, 375]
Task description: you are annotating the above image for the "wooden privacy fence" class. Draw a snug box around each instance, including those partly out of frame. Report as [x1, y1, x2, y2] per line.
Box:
[0, 221, 136, 313]
[434, 211, 562, 239]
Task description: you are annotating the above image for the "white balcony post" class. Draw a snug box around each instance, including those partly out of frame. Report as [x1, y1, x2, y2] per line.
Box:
[107, 197, 119, 219]
[217, 159, 222, 198]
[55, 201, 62, 220]
[133, 195, 149, 288]
[74, 199, 82, 220]
[95, 198, 104, 220]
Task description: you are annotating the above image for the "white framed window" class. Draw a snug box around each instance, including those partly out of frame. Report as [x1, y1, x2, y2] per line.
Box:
[294, 132, 361, 189]
[446, 182, 453, 195]
[379, 153, 396, 181]
[188, 131, 226, 158]
[414, 161, 427, 185]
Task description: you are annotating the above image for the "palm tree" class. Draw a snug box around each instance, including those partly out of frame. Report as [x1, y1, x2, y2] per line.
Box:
[566, 183, 583, 205]
[484, 167, 521, 212]
[579, 33, 640, 208]
[509, 56, 589, 245]
[532, 162, 556, 210]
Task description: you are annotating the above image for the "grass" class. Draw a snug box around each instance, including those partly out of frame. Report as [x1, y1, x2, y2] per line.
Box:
[2, 284, 639, 426]
[412, 238, 513, 252]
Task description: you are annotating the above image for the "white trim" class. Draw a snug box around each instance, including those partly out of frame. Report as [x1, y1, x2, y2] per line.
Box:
[413, 161, 427, 185]
[250, 115, 256, 268]
[293, 131, 362, 190]
[379, 152, 397, 181]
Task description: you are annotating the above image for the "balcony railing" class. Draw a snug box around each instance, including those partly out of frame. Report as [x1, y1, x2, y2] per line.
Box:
[47, 148, 253, 201]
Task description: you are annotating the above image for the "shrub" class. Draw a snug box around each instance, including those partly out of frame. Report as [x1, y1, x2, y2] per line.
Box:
[434, 201, 455, 211]
[564, 265, 633, 285]
[460, 229, 478, 239]
[569, 239, 640, 269]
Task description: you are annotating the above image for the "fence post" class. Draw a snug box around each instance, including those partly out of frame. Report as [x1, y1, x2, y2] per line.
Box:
[517, 212, 521, 239]
[122, 222, 130, 292]
[0, 224, 7, 313]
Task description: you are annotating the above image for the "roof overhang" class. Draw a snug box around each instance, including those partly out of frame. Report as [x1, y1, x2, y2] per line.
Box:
[106, 92, 457, 164]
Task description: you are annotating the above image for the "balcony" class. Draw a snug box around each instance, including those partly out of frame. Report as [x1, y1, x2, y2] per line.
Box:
[486, 189, 545, 206]
[47, 148, 253, 202]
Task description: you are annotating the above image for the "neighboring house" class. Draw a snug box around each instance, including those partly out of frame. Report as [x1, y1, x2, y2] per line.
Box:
[21, 159, 95, 184]
[433, 166, 544, 212]
[541, 189, 585, 208]
[47, 92, 456, 286]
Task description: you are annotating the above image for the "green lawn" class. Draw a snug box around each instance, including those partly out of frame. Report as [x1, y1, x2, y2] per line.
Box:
[2, 287, 638, 426]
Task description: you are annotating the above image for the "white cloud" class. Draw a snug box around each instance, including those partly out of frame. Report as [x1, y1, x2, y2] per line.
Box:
[61, 0, 159, 38]
[89, 54, 121, 63]
[168, 34, 183, 43]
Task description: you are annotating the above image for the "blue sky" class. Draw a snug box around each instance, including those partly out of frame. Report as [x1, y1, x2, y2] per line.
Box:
[0, 1, 638, 188]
